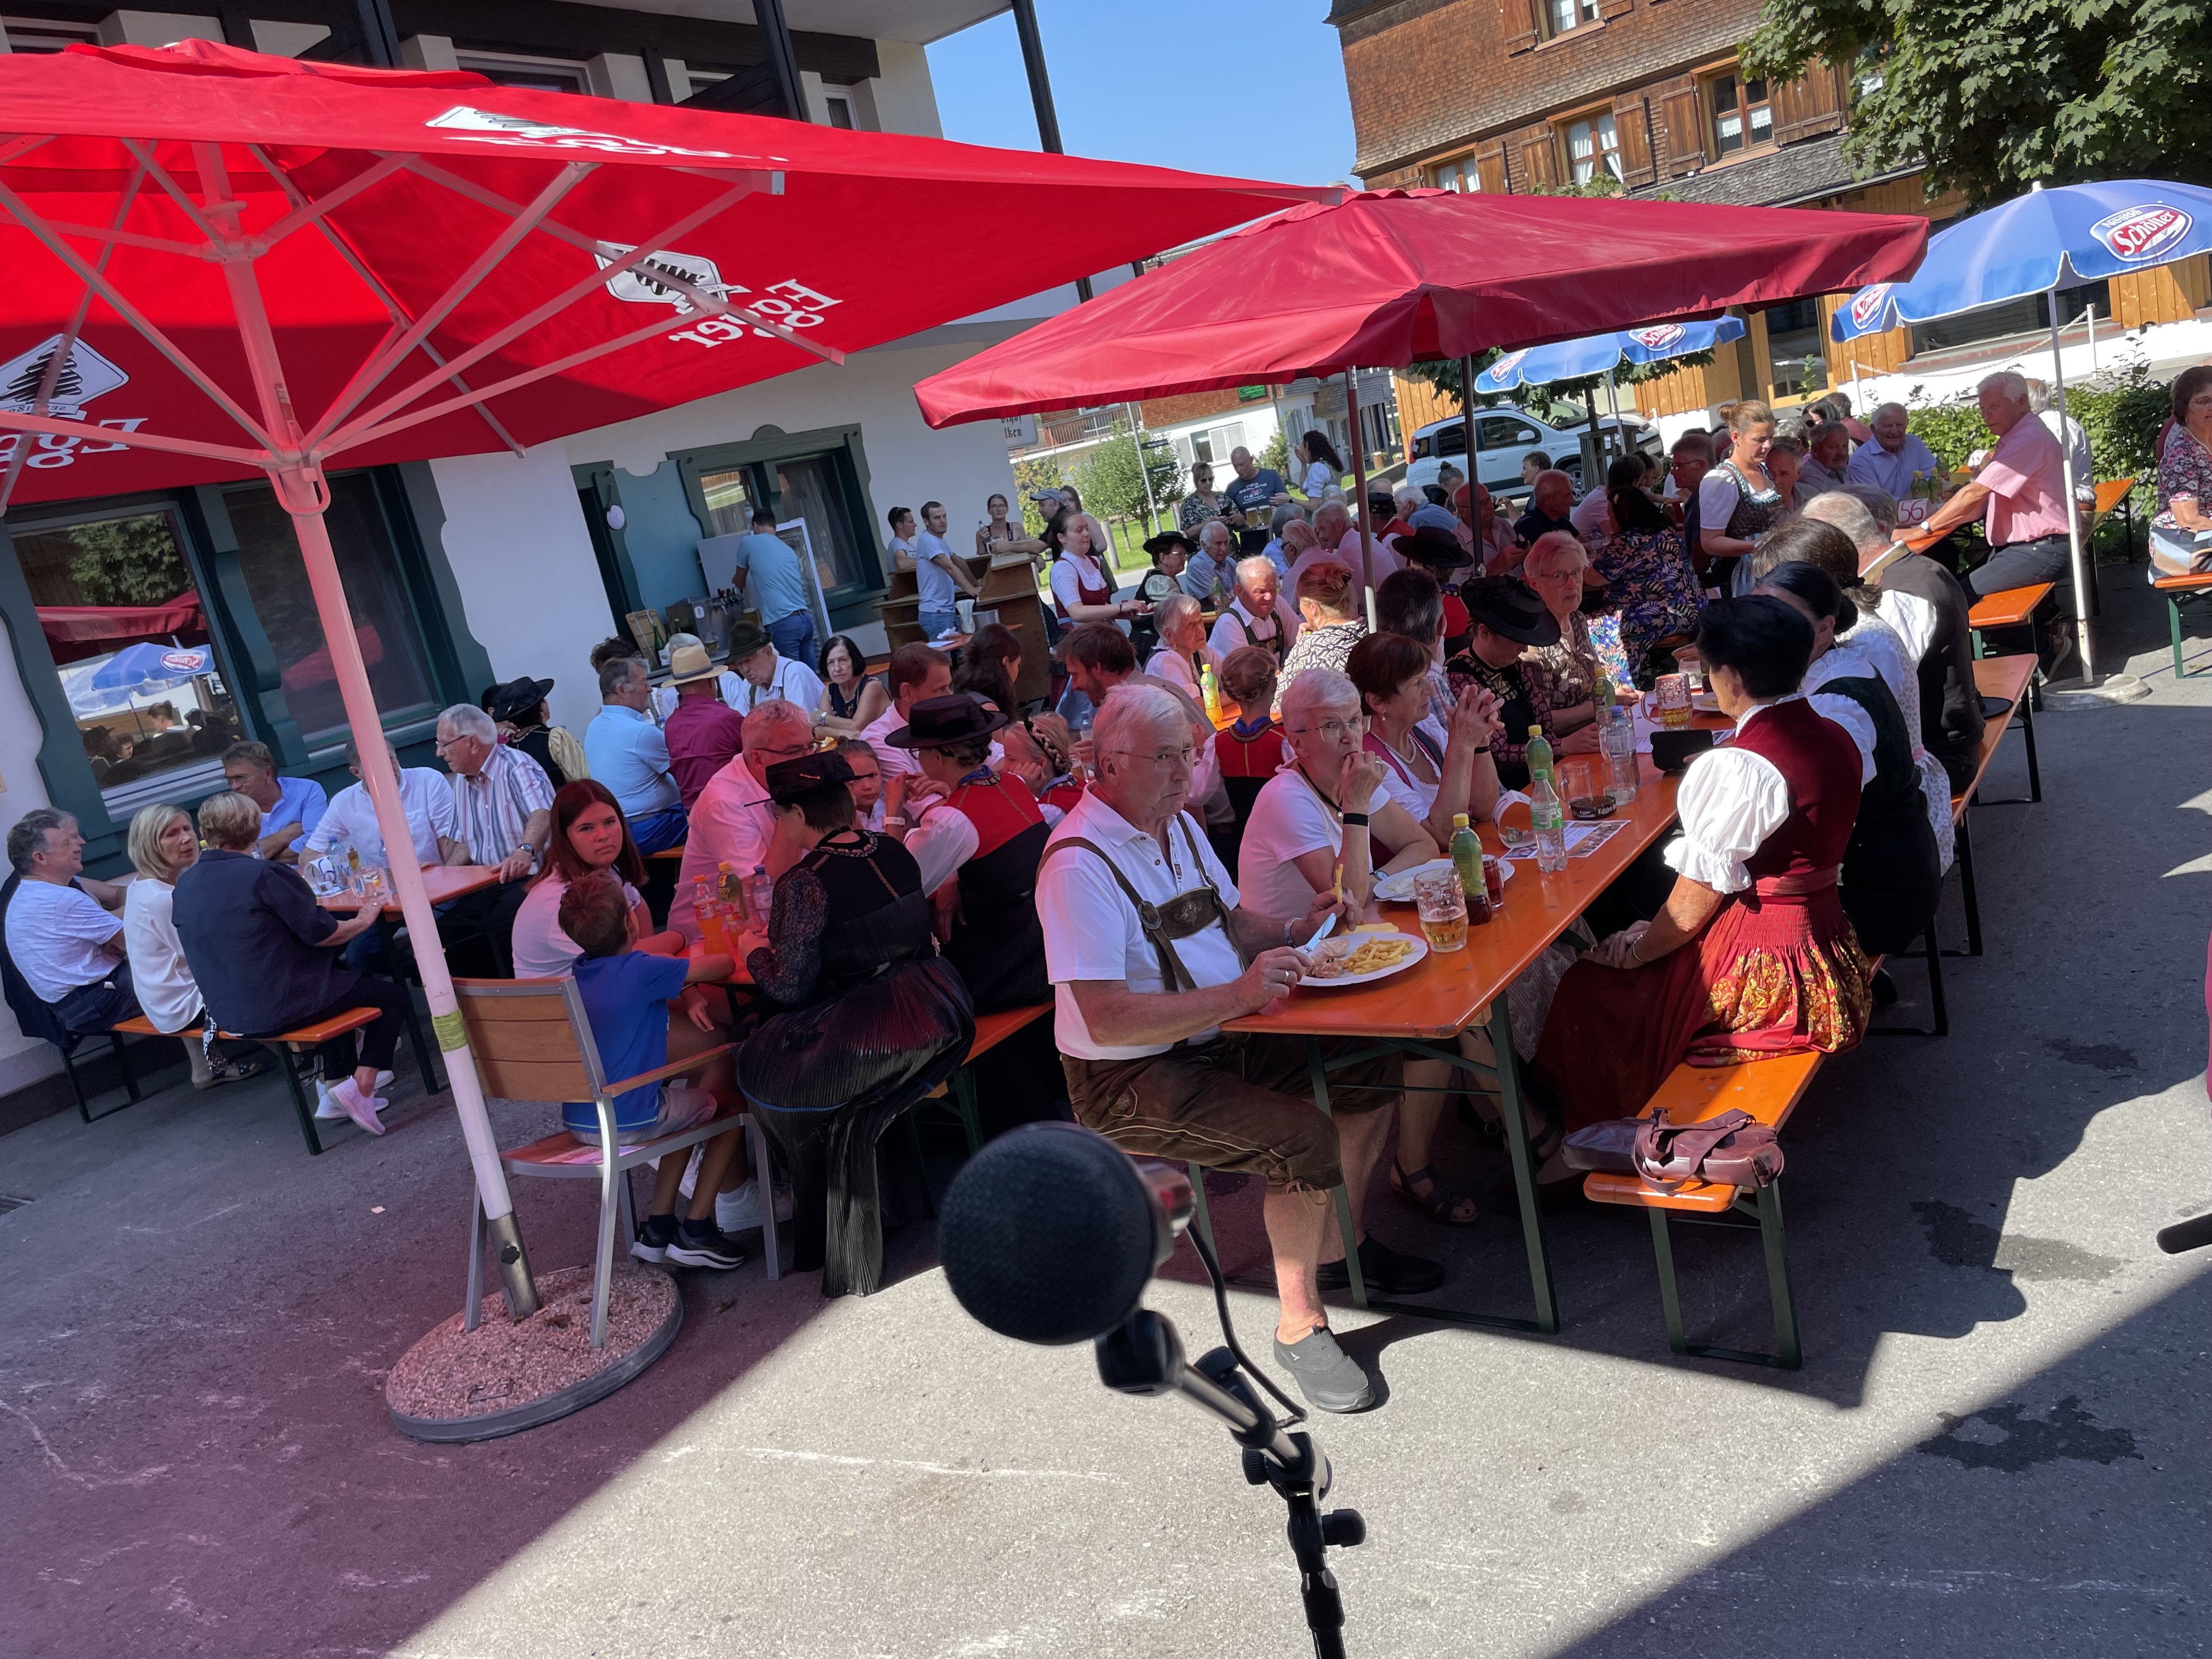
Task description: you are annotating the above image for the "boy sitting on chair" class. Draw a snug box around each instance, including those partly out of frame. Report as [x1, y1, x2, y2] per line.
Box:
[558, 869, 749, 1271]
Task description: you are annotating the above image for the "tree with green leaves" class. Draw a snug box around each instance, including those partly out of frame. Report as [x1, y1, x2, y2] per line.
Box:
[1742, 0, 2212, 205]
[1071, 420, 1181, 536]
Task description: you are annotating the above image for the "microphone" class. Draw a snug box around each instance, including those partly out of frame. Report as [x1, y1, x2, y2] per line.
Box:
[2157, 1212, 2212, 1255]
[939, 1123, 1192, 1346]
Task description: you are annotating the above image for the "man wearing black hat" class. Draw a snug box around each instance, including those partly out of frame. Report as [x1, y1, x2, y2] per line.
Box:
[723, 618, 825, 717]
[882, 693, 1049, 1011]
[1396, 524, 1474, 654]
[1445, 576, 1565, 791]
[490, 675, 582, 791]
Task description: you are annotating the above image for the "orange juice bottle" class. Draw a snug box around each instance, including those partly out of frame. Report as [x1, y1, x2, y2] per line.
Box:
[692, 876, 730, 956]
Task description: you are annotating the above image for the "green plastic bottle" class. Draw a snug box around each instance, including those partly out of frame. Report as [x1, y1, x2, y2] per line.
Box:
[1523, 723, 1554, 781]
[1449, 812, 1491, 924]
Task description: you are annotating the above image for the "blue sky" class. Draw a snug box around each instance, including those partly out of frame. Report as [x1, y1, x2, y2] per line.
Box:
[926, 2, 1359, 188]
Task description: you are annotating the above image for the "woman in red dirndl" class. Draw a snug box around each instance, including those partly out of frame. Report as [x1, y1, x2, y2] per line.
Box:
[1534, 595, 1874, 1136]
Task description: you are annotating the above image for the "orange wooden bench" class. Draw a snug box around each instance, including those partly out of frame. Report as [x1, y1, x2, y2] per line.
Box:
[1966, 580, 2050, 642]
[115, 1002, 444, 1156]
[917, 1001, 1054, 1156]
[1583, 1050, 1829, 1368]
[2155, 569, 2212, 679]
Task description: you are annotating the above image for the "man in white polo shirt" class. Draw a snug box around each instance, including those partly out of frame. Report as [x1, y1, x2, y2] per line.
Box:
[1035, 684, 1440, 1416]
[2, 808, 138, 1037]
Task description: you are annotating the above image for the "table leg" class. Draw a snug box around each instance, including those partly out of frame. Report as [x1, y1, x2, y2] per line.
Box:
[1306, 1036, 1369, 1310]
[1489, 1001, 1561, 1335]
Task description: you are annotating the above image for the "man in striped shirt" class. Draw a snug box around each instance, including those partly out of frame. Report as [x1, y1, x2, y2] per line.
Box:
[436, 703, 555, 976]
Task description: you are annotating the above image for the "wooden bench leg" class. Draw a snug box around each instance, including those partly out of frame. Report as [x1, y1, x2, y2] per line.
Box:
[1946, 812, 1983, 959]
[1870, 927, 1950, 1040]
[2174, 595, 2192, 679]
[1649, 1209, 1689, 1356]
[947, 1070, 984, 1157]
[1758, 1182, 1803, 1370]
[2020, 702, 2041, 804]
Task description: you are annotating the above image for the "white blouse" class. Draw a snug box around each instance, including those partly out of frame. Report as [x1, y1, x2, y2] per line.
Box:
[1145, 642, 1224, 701]
[121, 877, 203, 1035]
[1664, 699, 1800, 894]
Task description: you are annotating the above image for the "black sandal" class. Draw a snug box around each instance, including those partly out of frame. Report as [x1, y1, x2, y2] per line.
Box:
[1390, 1162, 1480, 1227]
[194, 1056, 266, 1091]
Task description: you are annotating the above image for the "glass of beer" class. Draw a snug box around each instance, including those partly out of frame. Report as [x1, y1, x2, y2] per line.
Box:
[1652, 673, 1692, 729]
[1413, 869, 1468, 953]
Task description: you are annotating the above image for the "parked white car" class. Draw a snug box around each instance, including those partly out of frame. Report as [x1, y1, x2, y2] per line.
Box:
[1405, 405, 1662, 500]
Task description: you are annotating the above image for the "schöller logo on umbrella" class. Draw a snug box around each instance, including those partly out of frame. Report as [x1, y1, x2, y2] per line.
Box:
[1847, 283, 1895, 331]
[1488, 349, 1527, 379]
[1630, 324, 1686, 349]
[426, 106, 780, 163]
[2089, 205, 2192, 262]
[593, 245, 734, 313]
[0, 335, 148, 470]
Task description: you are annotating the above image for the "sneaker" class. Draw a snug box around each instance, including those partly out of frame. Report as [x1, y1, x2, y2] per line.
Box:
[714, 1182, 795, 1234]
[325, 1077, 387, 1136]
[1272, 1325, 1374, 1413]
[1317, 1234, 1444, 1296]
[630, 1213, 678, 1265]
[315, 1079, 391, 1121]
[375, 1069, 395, 1093]
[664, 1220, 746, 1271]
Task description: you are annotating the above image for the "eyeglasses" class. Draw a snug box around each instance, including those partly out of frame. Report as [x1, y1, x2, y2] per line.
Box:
[1287, 718, 1362, 740]
[755, 741, 812, 760]
[1111, 747, 1199, 769]
[433, 733, 468, 752]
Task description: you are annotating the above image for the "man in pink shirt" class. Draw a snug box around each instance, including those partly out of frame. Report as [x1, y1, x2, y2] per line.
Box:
[1918, 370, 2074, 600]
[662, 640, 747, 810]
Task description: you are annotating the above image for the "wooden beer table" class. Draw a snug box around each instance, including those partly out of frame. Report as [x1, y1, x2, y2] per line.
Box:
[317, 863, 501, 912]
[1220, 755, 1684, 1334]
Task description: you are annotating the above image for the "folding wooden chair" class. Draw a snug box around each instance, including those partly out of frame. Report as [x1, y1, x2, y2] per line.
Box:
[453, 977, 777, 1348]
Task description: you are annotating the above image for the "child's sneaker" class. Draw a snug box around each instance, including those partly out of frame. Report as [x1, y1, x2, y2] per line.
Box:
[664, 1219, 745, 1271]
[630, 1212, 678, 1265]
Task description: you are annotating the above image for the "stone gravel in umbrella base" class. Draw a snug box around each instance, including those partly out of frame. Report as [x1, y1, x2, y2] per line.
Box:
[386, 1263, 681, 1443]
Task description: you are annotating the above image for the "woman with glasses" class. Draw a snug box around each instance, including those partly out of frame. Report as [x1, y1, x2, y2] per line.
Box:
[1519, 532, 1602, 736]
[1589, 459, 1706, 685]
[1235, 668, 1438, 924]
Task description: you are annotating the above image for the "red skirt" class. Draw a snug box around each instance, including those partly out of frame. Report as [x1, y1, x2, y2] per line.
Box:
[1533, 887, 1874, 1131]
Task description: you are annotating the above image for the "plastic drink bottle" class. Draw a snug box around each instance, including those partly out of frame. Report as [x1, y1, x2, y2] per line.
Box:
[1529, 766, 1568, 873]
[1523, 723, 1554, 782]
[692, 876, 730, 956]
[748, 864, 774, 924]
[717, 860, 744, 923]
[1199, 661, 1223, 725]
[1449, 812, 1491, 924]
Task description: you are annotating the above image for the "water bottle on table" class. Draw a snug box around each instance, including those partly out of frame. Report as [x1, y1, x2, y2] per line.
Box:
[1527, 755, 1567, 874]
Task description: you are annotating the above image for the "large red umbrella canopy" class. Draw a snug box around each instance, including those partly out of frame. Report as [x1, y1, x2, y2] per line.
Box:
[0, 41, 1331, 505]
[0, 40, 1331, 1324]
[912, 187, 1929, 425]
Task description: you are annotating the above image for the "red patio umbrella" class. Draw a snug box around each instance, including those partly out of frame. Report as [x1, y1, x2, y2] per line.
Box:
[0, 40, 1333, 1314]
[912, 188, 1928, 600]
[913, 188, 1930, 423]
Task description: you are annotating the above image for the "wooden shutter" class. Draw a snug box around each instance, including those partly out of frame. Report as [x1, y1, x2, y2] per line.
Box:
[1503, 0, 1539, 54]
[1770, 62, 1846, 146]
[1611, 95, 1656, 187]
[1656, 82, 1706, 173]
[1475, 143, 1509, 195]
[1520, 125, 1560, 189]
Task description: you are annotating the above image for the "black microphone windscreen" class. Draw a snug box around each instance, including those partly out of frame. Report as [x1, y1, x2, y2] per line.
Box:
[939, 1124, 1159, 1345]
[2157, 1212, 2212, 1255]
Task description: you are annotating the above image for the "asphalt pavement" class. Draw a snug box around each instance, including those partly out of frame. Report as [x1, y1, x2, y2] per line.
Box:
[2, 567, 2207, 1659]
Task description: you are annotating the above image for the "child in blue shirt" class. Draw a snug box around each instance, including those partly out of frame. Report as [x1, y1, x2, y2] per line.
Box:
[560, 870, 748, 1270]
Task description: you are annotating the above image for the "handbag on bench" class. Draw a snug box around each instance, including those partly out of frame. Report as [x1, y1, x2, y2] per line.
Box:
[1564, 1108, 1784, 1191]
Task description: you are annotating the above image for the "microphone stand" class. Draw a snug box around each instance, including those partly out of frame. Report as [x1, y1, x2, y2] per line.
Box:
[1096, 1310, 1365, 1659]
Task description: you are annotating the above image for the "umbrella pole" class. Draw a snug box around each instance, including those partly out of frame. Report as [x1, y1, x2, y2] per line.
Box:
[1463, 352, 1482, 567]
[2046, 284, 2094, 681]
[280, 478, 541, 1319]
[1344, 369, 1377, 627]
[1127, 401, 1159, 535]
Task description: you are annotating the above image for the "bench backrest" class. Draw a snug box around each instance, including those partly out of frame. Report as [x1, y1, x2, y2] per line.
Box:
[452, 977, 606, 1104]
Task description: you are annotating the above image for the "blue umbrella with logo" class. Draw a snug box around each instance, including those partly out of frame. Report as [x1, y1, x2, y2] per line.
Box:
[86, 640, 212, 694]
[1475, 315, 1747, 391]
[1829, 179, 2212, 684]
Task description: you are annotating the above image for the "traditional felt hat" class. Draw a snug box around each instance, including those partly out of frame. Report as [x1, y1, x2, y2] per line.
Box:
[1142, 530, 1194, 559]
[883, 691, 1011, 751]
[764, 748, 855, 804]
[1398, 524, 1472, 571]
[1459, 575, 1561, 646]
[723, 620, 772, 663]
[489, 675, 555, 724]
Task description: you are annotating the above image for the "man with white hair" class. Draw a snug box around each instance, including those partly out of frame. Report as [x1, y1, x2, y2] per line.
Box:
[1209, 555, 1300, 664]
[1804, 488, 1985, 790]
[1917, 370, 2075, 620]
[1846, 401, 1942, 500]
[1181, 517, 1237, 604]
[1290, 498, 1398, 605]
[1036, 682, 1435, 1414]
[1513, 469, 1576, 548]
[670, 699, 817, 940]
[436, 701, 556, 974]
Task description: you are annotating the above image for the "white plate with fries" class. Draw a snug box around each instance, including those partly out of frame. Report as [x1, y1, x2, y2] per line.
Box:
[1299, 929, 1430, 988]
[1372, 856, 1513, 904]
